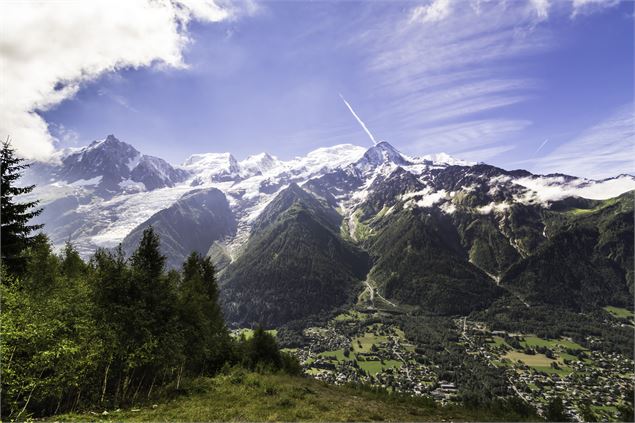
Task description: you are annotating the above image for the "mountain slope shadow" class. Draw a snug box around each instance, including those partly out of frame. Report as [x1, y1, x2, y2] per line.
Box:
[221, 183, 370, 327]
[122, 188, 236, 268]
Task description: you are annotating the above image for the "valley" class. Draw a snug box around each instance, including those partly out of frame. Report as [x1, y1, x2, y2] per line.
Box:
[271, 300, 634, 422]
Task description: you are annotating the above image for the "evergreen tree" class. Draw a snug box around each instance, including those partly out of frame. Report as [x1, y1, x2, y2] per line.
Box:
[545, 396, 568, 422]
[0, 140, 43, 275]
[245, 327, 282, 371]
[128, 227, 181, 384]
[60, 241, 87, 279]
[179, 252, 229, 373]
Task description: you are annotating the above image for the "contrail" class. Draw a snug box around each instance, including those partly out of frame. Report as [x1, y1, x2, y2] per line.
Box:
[339, 94, 378, 146]
[535, 138, 548, 153]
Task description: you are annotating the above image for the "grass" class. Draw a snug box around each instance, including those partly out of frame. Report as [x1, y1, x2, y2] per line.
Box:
[604, 305, 634, 319]
[505, 350, 572, 375]
[49, 370, 539, 422]
[505, 351, 555, 367]
[490, 336, 509, 348]
[232, 328, 278, 340]
[567, 197, 620, 216]
[357, 359, 402, 375]
[532, 366, 572, 376]
[353, 332, 389, 353]
[334, 310, 366, 321]
[318, 349, 348, 362]
[519, 335, 585, 350]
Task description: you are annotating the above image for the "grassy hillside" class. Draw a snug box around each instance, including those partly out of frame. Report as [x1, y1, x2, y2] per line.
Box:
[51, 370, 540, 422]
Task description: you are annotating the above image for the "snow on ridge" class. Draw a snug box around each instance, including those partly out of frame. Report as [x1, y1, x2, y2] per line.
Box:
[415, 152, 474, 166]
[238, 152, 282, 177]
[126, 153, 142, 171]
[83, 183, 195, 249]
[403, 188, 449, 208]
[476, 202, 511, 215]
[289, 144, 366, 175]
[182, 152, 237, 170]
[69, 176, 103, 187]
[514, 174, 635, 204]
[119, 179, 146, 193]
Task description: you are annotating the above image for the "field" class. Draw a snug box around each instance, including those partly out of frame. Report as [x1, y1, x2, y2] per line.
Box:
[504, 347, 573, 375]
[490, 336, 509, 347]
[519, 335, 584, 350]
[48, 370, 538, 422]
[604, 306, 634, 319]
[353, 331, 389, 353]
[232, 328, 278, 339]
[334, 310, 366, 321]
[504, 351, 555, 367]
[318, 349, 348, 362]
[358, 359, 402, 375]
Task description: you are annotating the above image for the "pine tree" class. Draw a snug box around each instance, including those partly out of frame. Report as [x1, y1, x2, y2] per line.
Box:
[545, 396, 568, 422]
[246, 327, 282, 371]
[1, 139, 43, 275]
[130, 226, 165, 281]
[179, 252, 229, 373]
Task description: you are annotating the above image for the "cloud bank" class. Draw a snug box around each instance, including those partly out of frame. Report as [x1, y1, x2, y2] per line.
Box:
[0, 0, 245, 161]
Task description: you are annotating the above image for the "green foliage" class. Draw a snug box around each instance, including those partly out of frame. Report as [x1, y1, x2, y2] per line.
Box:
[0, 140, 43, 275]
[0, 227, 235, 419]
[178, 252, 231, 373]
[545, 397, 568, 422]
[502, 192, 634, 310]
[51, 370, 540, 422]
[222, 184, 370, 326]
[0, 242, 100, 418]
[236, 327, 302, 375]
[365, 208, 503, 315]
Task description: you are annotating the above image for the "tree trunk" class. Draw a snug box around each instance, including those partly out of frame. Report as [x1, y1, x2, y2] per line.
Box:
[147, 374, 157, 399]
[100, 360, 111, 403]
[176, 360, 185, 390]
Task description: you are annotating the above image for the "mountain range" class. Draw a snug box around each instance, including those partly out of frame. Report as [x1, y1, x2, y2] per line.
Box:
[24, 135, 635, 327]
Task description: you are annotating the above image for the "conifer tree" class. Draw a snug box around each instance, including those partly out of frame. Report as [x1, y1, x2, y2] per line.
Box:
[0, 139, 43, 274]
[179, 252, 229, 373]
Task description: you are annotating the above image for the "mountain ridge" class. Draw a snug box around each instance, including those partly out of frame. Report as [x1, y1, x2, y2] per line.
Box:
[22, 134, 635, 326]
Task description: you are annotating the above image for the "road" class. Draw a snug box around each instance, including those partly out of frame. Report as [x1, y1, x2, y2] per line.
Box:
[361, 278, 397, 308]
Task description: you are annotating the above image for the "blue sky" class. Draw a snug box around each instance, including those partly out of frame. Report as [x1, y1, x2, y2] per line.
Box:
[4, 0, 633, 178]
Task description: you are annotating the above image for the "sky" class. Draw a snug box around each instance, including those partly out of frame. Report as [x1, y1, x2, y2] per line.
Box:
[0, 0, 633, 179]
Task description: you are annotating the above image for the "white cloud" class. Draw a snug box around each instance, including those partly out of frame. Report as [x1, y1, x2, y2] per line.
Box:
[514, 175, 635, 203]
[350, 1, 549, 156]
[531, 104, 635, 179]
[0, 0, 247, 161]
[350, 0, 625, 160]
[402, 119, 531, 156]
[530, 0, 551, 20]
[410, 0, 452, 23]
[571, 0, 621, 18]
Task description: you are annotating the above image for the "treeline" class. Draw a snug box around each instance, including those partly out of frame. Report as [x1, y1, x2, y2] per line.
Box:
[1, 230, 299, 419]
[472, 296, 634, 355]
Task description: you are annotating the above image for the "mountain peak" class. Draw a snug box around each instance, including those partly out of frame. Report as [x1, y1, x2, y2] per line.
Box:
[239, 152, 281, 177]
[356, 141, 409, 170]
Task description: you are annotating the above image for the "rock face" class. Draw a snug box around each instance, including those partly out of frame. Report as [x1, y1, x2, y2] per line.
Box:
[121, 188, 236, 269]
[26, 134, 189, 196]
[26, 135, 635, 326]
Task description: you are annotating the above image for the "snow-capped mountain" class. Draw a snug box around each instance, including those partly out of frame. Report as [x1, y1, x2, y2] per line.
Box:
[25, 134, 189, 197]
[25, 134, 635, 264]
